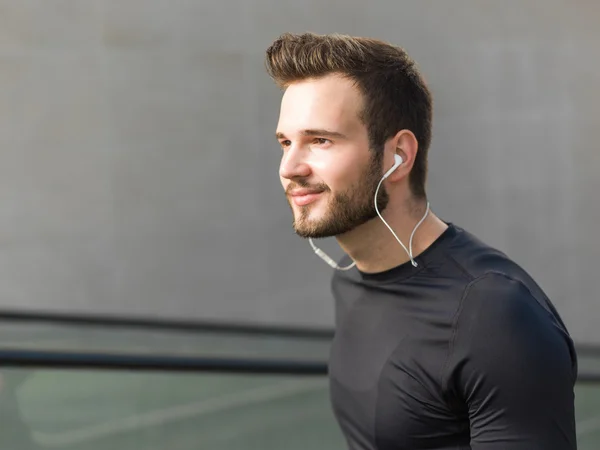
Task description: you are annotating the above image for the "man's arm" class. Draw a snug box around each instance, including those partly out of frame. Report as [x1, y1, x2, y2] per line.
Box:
[444, 272, 577, 449]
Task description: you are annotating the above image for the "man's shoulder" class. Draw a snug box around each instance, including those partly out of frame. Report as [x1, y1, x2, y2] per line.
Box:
[442, 225, 517, 278]
[441, 225, 553, 299]
[446, 225, 564, 316]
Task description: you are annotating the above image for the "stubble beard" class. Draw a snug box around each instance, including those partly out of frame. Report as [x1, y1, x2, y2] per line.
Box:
[288, 153, 389, 239]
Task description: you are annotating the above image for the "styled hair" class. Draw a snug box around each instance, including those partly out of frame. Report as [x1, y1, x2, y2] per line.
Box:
[265, 32, 433, 199]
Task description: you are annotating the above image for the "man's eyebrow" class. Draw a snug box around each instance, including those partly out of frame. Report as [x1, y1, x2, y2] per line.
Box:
[302, 129, 347, 139]
[275, 129, 347, 140]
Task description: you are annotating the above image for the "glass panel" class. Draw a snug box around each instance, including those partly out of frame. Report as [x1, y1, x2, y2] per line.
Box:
[1, 367, 599, 449]
[0, 321, 330, 361]
[1, 368, 345, 450]
[576, 383, 600, 449]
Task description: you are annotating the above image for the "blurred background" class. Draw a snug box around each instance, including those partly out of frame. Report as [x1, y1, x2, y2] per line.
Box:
[0, 1, 599, 449]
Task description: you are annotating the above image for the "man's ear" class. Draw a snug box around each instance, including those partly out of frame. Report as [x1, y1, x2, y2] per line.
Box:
[385, 129, 418, 182]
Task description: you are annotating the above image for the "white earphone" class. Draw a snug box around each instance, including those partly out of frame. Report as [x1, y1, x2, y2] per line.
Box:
[382, 154, 404, 180]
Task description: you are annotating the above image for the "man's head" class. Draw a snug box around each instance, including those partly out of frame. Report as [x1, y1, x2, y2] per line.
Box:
[265, 32, 432, 239]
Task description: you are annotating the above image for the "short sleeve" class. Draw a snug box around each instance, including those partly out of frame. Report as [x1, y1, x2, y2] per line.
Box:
[444, 272, 577, 449]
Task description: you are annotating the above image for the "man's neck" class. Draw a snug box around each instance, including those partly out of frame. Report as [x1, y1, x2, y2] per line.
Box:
[335, 200, 448, 274]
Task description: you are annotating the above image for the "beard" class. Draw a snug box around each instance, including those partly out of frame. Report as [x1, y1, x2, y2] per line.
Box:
[286, 152, 389, 239]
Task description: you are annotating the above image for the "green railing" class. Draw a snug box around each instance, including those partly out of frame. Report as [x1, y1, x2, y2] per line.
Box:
[0, 310, 599, 450]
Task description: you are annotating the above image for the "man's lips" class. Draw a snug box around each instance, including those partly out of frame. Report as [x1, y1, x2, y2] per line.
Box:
[288, 189, 325, 206]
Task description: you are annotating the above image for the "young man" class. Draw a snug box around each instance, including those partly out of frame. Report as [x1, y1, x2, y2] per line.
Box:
[265, 33, 578, 449]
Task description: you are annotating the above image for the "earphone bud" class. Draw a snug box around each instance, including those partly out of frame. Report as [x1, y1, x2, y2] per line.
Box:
[382, 154, 404, 180]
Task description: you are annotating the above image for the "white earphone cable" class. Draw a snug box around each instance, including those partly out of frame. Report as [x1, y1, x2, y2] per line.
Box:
[374, 178, 429, 267]
[309, 238, 356, 271]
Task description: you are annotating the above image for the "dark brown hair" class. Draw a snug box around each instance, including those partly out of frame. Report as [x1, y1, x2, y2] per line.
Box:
[265, 32, 432, 199]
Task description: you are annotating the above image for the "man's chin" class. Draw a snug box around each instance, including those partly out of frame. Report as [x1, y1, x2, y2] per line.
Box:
[292, 212, 380, 239]
[293, 227, 333, 239]
[291, 217, 327, 239]
[292, 219, 351, 239]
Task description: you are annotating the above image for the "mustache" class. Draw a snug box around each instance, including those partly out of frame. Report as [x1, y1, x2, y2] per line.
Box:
[285, 180, 330, 195]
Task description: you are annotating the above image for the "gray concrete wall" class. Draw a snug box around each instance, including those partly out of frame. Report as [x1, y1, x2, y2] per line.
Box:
[0, 1, 598, 343]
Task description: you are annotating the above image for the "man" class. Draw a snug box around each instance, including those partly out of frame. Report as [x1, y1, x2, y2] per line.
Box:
[265, 32, 578, 449]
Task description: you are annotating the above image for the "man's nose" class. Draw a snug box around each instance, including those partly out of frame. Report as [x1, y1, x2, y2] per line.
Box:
[279, 147, 311, 180]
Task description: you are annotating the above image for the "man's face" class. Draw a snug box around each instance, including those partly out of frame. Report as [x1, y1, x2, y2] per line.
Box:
[276, 74, 388, 238]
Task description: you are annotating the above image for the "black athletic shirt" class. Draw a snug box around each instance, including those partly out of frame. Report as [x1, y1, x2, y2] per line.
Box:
[329, 223, 577, 450]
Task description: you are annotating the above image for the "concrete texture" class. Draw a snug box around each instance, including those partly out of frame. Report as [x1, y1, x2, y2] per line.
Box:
[0, 0, 598, 343]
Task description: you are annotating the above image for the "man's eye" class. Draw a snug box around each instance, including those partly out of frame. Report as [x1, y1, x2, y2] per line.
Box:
[280, 140, 291, 148]
[313, 138, 331, 145]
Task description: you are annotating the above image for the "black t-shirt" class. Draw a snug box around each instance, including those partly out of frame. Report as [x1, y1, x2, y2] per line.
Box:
[329, 223, 577, 450]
